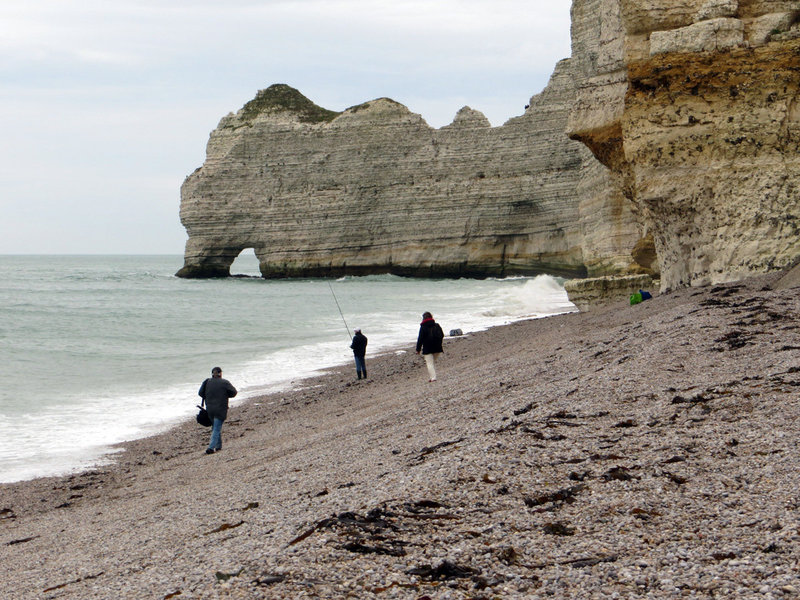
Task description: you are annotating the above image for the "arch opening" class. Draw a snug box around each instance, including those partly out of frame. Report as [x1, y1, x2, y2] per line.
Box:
[229, 248, 262, 277]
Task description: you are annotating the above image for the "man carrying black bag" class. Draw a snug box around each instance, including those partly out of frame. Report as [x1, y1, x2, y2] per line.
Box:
[198, 366, 237, 454]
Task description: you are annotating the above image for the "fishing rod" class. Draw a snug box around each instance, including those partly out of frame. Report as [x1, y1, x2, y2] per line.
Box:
[328, 280, 351, 339]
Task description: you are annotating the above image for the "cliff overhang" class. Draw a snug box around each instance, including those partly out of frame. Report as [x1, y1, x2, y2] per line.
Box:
[567, 0, 800, 291]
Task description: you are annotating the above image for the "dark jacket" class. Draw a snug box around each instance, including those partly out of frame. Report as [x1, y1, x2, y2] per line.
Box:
[416, 318, 444, 355]
[350, 332, 368, 357]
[199, 376, 238, 421]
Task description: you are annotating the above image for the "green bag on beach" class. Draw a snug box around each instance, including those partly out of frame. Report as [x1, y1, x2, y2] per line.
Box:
[630, 292, 643, 305]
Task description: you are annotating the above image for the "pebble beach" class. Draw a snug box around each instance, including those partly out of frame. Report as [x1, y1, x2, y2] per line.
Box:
[2, 273, 800, 599]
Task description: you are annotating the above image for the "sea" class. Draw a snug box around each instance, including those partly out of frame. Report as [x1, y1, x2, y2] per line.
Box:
[0, 253, 576, 484]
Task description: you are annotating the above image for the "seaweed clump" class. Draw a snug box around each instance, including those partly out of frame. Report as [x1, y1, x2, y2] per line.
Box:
[239, 84, 340, 124]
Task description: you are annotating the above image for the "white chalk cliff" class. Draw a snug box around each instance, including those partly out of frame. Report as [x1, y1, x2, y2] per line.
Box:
[568, 0, 800, 290]
[177, 64, 644, 279]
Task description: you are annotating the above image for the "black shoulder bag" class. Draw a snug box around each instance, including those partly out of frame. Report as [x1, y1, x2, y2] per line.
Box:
[196, 397, 212, 427]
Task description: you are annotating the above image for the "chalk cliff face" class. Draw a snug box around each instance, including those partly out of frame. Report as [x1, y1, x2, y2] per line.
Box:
[568, 0, 800, 290]
[177, 64, 643, 279]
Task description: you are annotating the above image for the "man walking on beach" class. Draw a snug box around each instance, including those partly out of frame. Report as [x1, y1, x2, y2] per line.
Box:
[350, 328, 368, 380]
[416, 311, 444, 382]
[198, 367, 237, 454]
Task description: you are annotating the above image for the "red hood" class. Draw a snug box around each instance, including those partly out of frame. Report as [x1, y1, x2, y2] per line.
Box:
[420, 317, 435, 326]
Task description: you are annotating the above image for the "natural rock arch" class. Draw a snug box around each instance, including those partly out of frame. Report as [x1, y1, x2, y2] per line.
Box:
[176, 75, 643, 280]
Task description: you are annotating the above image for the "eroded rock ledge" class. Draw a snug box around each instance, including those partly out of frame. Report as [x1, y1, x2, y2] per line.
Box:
[177, 64, 643, 279]
[568, 0, 800, 291]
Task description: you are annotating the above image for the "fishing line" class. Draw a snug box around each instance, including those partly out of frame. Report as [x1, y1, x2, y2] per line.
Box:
[328, 280, 351, 339]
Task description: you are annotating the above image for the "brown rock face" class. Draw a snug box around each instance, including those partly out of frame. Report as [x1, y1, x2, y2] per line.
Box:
[177, 66, 642, 279]
[564, 273, 654, 311]
[569, 0, 800, 290]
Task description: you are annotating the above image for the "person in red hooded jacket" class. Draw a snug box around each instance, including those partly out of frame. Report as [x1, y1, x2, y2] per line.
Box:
[415, 311, 444, 382]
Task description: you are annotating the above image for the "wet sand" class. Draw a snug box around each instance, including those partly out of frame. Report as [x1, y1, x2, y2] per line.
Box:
[2, 274, 800, 599]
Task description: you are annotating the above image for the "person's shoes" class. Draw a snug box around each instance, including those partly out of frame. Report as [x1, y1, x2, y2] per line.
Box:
[205, 448, 215, 454]
[357, 375, 362, 380]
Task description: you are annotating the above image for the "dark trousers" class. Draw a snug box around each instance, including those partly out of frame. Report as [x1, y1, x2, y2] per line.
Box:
[354, 355, 366, 378]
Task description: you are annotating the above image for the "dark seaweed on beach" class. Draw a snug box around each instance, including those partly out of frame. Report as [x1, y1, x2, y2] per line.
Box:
[341, 539, 407, 556]
[415, 437, 465, 460]
[542, 521, 576, 536]
[602, 466, 637, 481]
[406, 560, 480, 580]
[524, 484, 586, 508]
[204, 521, 244, 535]
[7, 535, 37, 546]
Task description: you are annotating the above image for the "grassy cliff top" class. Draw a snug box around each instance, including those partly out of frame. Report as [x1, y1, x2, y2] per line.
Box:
[239, 84, 341, 124]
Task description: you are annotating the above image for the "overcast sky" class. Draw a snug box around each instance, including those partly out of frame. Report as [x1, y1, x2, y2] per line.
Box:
[1, 1, 572, 255]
